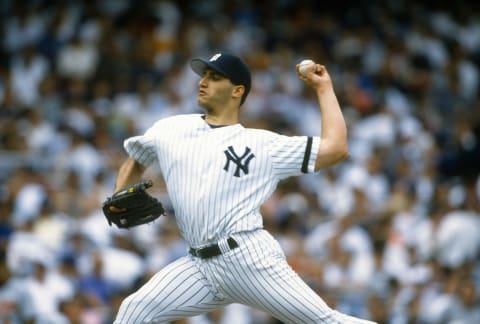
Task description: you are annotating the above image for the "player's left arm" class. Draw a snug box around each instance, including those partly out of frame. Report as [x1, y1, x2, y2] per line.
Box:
[296, 62, 349, 171]
[114, 157, 147, 192]
[116, 121, 162, 192]
[106, 157, 147, 213]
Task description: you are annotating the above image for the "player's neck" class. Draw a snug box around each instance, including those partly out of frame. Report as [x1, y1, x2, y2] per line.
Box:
[204, 109, 239, 126]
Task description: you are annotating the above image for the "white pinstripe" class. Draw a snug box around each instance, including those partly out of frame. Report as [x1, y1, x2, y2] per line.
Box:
[115, 114, 376, 323]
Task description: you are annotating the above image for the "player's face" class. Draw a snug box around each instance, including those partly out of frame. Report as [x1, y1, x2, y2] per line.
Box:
[197, 69, 236, 109]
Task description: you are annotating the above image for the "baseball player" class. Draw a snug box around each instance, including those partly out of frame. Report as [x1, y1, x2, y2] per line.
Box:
[112, 53, 376, 323]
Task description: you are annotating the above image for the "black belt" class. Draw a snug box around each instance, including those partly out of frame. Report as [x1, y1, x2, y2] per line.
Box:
[189, 237, 238, 259]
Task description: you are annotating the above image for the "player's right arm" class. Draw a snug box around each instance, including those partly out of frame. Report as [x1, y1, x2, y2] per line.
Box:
[296, 63, 349, 171]
[114, 157, 146, 192]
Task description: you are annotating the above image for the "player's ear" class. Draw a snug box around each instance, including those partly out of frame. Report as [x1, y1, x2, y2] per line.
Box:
[232, 85, 245, 101]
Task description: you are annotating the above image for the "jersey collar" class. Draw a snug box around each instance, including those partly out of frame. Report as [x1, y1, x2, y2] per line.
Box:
[201, 115, 235, 129]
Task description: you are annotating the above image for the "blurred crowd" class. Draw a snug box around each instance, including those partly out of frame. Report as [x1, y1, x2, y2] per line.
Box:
[1, 0, 480, 323]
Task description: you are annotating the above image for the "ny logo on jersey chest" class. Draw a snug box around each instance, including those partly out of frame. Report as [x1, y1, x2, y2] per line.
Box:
[223, 146, 255, 177]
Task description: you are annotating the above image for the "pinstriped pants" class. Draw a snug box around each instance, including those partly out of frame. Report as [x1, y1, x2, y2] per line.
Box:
[114, 229, 372, 323]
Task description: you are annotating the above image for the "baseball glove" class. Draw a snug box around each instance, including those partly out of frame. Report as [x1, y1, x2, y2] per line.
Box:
[102, 180, 165, 229]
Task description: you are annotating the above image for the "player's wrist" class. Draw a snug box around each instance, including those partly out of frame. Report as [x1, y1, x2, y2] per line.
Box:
[315, 83, 334, 95]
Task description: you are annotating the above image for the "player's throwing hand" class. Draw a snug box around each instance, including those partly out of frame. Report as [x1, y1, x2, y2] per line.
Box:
[296, 61, 333, 92]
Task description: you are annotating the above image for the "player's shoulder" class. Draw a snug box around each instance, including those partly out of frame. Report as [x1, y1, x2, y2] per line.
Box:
[151, 113, 203, 128]
[241, 127, 309, 148]
[159, 113, 202, 123]
[238, 127, 288, 148]
[243, 127, 279, 140]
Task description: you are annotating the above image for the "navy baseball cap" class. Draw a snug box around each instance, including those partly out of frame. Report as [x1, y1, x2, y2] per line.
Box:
[190, 53, 251, 104]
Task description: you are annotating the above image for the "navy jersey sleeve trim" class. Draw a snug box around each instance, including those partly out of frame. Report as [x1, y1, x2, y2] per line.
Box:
[301, 136, 313, 173]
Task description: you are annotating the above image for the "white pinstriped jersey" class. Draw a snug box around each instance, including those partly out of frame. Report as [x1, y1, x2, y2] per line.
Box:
[124, 114, 320, 247]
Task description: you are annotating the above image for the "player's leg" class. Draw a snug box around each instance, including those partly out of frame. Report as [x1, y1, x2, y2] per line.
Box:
[215, 230, 376, 324]
[234, 261, 376, 324]
[114, 256, 230, 324]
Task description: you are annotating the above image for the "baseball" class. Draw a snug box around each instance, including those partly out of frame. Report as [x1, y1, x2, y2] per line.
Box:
[299, 59, 315, 76]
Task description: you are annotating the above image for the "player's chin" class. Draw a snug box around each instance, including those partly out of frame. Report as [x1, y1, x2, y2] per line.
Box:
[197, 97, 210, 109]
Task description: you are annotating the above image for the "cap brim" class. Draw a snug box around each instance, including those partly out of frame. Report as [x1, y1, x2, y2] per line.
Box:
[190, 59, 229, 78]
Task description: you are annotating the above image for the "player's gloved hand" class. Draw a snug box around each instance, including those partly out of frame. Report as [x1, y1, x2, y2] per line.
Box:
[102, 180, 165, 229]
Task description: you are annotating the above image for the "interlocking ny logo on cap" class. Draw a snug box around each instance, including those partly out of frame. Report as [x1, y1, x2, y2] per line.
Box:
[223, 146, 255, 177]
[209, 53, 222, 61]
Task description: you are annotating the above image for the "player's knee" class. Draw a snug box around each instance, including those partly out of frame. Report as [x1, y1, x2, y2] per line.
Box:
[117, 292, 177, 323]
[115, 293, 152, 323]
